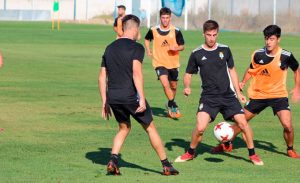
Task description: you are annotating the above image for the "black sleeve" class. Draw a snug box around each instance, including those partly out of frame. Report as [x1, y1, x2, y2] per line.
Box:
[185, 53, 198, 74]
[226, 48, 234, 68]
[287, 54, 299, 71]
[144, 29, 153, 41]
[113, 18, 117, 27]
[132, 44, 145, 63]
[101, 54, 106, 67]
[175, 30, 184, 45]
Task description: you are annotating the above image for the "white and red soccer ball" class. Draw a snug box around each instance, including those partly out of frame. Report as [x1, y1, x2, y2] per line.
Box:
[213, 122, 234, 142]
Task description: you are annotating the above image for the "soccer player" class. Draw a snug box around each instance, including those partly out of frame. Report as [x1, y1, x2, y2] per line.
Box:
[174, 20, 263, 165]
[144, 7, 185, 119]
[113, 5, 126, 39]
[99, 14, 179, 175]
[212, 25, 300, 158]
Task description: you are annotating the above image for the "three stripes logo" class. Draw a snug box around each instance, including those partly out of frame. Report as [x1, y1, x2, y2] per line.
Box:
[260, 69, 270, 76]
[161, 39, 169, 47]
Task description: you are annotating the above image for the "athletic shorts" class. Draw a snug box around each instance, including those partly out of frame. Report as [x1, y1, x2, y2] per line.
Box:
[109, 100, 153, 125]
[197, 96, 244, 122]
[155, 67, 179, 81]
[244, 97, 290, 115]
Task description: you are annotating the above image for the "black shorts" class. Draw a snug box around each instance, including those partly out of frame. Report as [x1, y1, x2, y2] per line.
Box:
[197, 96, 244, 122]
[244, 97, 290, 115]
[109, 100, 153, 125]
[155, 67, 179, 81]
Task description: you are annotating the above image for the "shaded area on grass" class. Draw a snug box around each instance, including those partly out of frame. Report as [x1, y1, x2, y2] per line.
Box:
[165, 138, 249, 164]
[85, 147, 161, 175]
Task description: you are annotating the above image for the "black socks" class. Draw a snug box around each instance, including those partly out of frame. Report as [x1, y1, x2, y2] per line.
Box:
[161, 158, 172, 167]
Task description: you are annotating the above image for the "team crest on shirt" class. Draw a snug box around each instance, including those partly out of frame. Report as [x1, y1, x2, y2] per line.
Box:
[219, 52, 224, 60]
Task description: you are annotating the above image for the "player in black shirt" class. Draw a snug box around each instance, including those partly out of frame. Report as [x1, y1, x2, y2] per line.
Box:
[174, 20, 263, 165]
[99, 15, 179, 175]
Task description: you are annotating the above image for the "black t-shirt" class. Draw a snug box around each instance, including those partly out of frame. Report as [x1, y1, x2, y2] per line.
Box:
[101, 38, 145, 104]
[186, 44, 235, 97]
[250, 48, 299, 71]
[144, 26, 185, 45]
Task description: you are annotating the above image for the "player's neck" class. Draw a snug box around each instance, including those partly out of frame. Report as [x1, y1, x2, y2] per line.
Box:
[121, 32, 135, 41]
[160, 24, 170, 30]
[203, 43, 218, 50]
[266, 46, 280, 56]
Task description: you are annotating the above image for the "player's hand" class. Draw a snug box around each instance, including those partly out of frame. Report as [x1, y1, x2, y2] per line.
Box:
[101, 103, 112, 120]
[237, 93, 247, 104]
[168, 45, 177, 51]
[291, 87, 300, 103]
[135, 99, 146, 113]
[239, 81, 245, 91]
[183, 87, 191, 97]
[147, 51, 152, 57]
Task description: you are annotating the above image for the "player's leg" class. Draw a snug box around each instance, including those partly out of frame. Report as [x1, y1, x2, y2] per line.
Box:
[272, 97, 300, 158]
[169, 68, 181, 118]
[141, 122, 178, 175]
[107, 104, 131, 175]
[233, 114, 263, 165]
[277, 110, 300, 158]
[175, 112, 211, 162]
[132, 101, 179, 175]
[211, 99, 263, 153]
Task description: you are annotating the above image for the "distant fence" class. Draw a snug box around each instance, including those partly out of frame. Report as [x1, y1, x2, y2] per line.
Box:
[0, 0, 299, 33]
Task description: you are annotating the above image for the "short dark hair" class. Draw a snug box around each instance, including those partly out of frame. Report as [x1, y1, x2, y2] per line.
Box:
[203, 20, 219, 32]
[263, 25, 281, 38]
[117, 5, 126, 10]
[122, 14, 140, 30]
[160, 7, 171, 16]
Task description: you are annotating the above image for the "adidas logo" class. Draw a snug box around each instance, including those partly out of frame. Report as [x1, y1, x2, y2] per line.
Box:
[161, 40, 169, 47]
[201, 56, 207, 60]
[260, 69, 270, 76]
[259, 60, 264, 64]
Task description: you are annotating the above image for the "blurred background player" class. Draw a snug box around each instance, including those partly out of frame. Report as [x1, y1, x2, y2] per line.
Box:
[99, 14, 179, 175]
[212, 25, 300, 159]
[144, 7, 185, 119]
[113, 5, 126, 39]
[174, 20, 263, 165]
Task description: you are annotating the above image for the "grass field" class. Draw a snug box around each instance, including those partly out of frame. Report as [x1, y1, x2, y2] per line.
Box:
[0, 21, 300, 183]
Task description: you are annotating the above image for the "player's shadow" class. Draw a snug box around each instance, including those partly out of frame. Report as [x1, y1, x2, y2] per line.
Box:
[231, 136, 286, 156]
[85, 147, 161, 175]
[151, 107, 168, 117]
[151, 107, 179, 121]
[165, 138, 250, 163]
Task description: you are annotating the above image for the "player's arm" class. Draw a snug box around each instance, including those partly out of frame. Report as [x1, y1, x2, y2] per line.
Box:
[169, 30, 185, 52]
[98, 67, 112, 120]
[289, 54, 300, 102]
[228, 67, 247, 103]
[183, 53, 197, 96]
[113, 18, 118, 33]
[239, 67, 252, 90]
[144, 39, 152, 56]
[0, 52, 3, 68]
[144, 29, 153, 56]
[183, 73, 192, 96]
[133, 60, 146, 113]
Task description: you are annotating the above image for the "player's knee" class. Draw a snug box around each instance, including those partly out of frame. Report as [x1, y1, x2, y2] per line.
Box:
[283, 125, 293, 133]
[195, 127, 205, 136]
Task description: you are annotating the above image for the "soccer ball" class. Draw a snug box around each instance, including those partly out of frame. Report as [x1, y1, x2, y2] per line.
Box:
[213, 122, 234, 142]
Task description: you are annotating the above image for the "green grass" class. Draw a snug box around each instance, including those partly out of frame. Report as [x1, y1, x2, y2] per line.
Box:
[0, 21, 300, 182]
